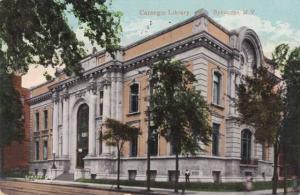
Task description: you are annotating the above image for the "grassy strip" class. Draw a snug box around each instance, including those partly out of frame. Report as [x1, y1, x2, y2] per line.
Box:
[77, 178, 292, 192]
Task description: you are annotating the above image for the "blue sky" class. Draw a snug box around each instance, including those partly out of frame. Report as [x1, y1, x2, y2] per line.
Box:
[22, 0, 300, 87]
[72, 0, 300, 56]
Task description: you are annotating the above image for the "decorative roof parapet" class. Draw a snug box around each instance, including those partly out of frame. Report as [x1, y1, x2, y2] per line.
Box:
[123, 31, 237, 72]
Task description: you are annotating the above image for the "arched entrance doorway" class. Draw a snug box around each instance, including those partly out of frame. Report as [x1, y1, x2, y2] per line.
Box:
[77, 104, 89, 168]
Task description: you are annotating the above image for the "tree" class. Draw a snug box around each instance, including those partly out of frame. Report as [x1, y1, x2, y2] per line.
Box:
[0, 68, 23, 177]
[103, 118, 140, 189]
[0, 0, 121, 175]
[0, 0, 122, 75]
[151, 59, 212, 193]
[236, 65, 283, 194]
[281, 47, 300, 189]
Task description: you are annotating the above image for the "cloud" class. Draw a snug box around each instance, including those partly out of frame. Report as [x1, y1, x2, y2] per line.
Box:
[215, 14, 300, 57]
[121, 18, 172, 45]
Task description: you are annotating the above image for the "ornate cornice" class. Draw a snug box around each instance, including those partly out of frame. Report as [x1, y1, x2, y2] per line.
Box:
[48, 61, 122, 92]
[44, 26, 239, 97]
[123, 32, 237, 72]
[87, 80, 97, 95]
[52, 91, 59, 103]
[28, 92, 52, 105]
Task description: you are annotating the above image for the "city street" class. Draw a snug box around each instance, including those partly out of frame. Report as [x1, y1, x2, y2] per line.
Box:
[0, 180, 145, 195]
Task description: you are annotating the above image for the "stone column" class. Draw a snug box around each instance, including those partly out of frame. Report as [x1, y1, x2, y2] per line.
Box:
[52, 92, 59, 156]
[110, 73, 117, 119]
[235, 75, 241, 114]
[116, 72, 123, 121]
[229, 71, 235, 115]
[102, 79, 111, 154]
[88, 81, 97, 156]
[62, 90, 69, 158]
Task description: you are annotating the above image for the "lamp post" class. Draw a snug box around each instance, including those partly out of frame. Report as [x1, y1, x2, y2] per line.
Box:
[146, 69, 153, 191]
[51, 153, 57, 169]
[136, 67, 153, 191]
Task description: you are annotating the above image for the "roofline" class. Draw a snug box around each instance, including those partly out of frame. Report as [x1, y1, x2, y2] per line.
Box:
[122, 10, 232, 51]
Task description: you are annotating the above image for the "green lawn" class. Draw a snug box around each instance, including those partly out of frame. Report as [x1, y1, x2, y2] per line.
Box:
[77, 178, 292, 192]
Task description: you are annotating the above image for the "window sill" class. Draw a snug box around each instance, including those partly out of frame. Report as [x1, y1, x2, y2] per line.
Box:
[211, 103, 225, 109]
[127, 112, 141, 116]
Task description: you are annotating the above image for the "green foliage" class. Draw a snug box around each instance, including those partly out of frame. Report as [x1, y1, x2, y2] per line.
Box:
[103, 118, 140, 189]
[0, 0, 122, 75]
[236, 66, 283, 144]
[282, 47, 300, 173]
[103, 118, 140, 151]
[151, 58, 211, 192]
[0, 69, 24, 148]
[77, 178, 293, 192]
[151, 59, 211, 155]
[272, 43, 290, 73]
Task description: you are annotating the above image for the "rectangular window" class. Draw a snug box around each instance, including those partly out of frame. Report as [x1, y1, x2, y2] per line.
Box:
[262, 143, 266, 161]
[130, 84, 139, 113]
[43, 140, 48, 160]
[170, 141, 176, 155]
[213, 73, 221, 105]
[35, 112, 40, 131]
[35, 141, 40, 160]
[212, 123, 220, 156]
[130, 135, 138, 157]
[99, 90, 104, 116]
[149, 128, 158, 156]
[43, 110, 48, 129]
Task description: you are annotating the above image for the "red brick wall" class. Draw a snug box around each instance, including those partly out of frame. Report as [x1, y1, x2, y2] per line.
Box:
[3, 75, 30, 172]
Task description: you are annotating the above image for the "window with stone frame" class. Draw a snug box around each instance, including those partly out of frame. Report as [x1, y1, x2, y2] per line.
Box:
[213, 72, 221, 105]
[35, 112, 40, 131]
[170, 141, 176, 156]
[149, 128, 158, 156]
[99, 90, 104, 117]
[130, 135, 138, 157]
[212, 123, 220, 156]
[262, 143, 267, 161]
[129, 83, 139, 113]
[241, 129, 252, 164]
[43, 110, 48, 129]
[43, 140, 48, 160]
[35, 141, 40, 160]
[99, 131, 103, 155]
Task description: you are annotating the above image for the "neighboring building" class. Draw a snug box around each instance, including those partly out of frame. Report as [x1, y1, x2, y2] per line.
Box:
[3, 75, 30, 172]
[28, 9, 276, 182]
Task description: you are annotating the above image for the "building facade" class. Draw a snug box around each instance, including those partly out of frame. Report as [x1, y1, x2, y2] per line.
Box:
[28, 9, 275, 182]
[3, 75, 30, 173]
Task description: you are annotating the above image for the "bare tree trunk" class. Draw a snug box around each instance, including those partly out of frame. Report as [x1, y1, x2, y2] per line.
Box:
[117, 148, 121, 189]
[272, 141, 279, 195]
[283, 154, 287, 195]
[174, 151, 179, 193]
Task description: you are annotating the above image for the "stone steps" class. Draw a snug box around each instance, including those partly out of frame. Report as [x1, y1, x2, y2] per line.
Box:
[55, 173, 74, 181]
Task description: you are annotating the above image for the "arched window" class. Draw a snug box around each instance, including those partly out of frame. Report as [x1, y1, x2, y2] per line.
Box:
[77, 104, 89, 168]
[213, 72, 221, 105]
[241, 129, 252, 163]
[130, 83, 139, 113]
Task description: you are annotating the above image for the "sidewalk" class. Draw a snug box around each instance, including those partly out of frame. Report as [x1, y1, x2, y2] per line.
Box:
[7, 178, 291, 195]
